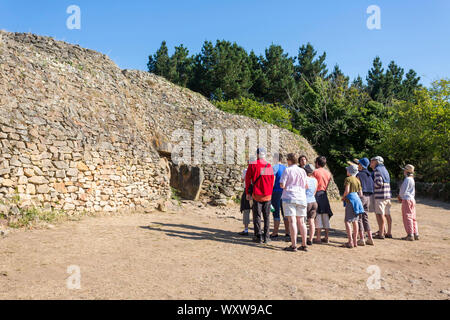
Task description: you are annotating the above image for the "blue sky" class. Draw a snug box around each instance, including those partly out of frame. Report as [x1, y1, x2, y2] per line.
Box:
[1, 0, 449, 86]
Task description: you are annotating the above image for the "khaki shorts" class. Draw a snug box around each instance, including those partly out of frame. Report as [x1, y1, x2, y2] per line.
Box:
[283, 202, 307, 217]
[315, 213, 331, 229]
[374, 199, 391, 215]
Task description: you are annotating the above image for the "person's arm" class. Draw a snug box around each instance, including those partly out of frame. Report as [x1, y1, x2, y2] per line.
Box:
[373, 171, 383, 189]
[245, 166, 252, 195]
[398, 179, 407, 201]
[280, 170, 287, 189]
[342, 183, 350, 201]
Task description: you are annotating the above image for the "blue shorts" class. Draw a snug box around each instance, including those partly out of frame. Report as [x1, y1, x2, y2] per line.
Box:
[271, 191, 285, 221]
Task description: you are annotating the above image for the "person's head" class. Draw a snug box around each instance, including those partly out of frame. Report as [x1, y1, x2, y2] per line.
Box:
[357, 157, 370, 171]
[286, 153, 298, 166]
[402, 164, 415, 177]
[257, 147, 266, 160]
[248, 155, 257, 165]
[273, 152, 283, 164]
[298, 155, 308, 168]
[304, 164, 315, 176]
[370, 156, 384, 170]
[315, 156, 327, 168]
[346, 164, 359, 177]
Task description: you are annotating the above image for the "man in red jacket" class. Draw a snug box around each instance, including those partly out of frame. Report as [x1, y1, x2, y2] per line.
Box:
[245, 148, 275, 244]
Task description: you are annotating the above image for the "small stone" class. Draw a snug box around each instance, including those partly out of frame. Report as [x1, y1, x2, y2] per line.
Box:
[37, 184, 50, 194]
[77, 162, 89, 172]
[55, 170, 66, 178]
[1, 179, 14, 187]
[18, 176, 28, 185]
[53, 161, 69, 170]
[26, 184, 36, 195]
[54, 182, 67, 193]
[24, 168, 35, 177]
[66, 168, 79, 177]
[29, 176, 49, 185]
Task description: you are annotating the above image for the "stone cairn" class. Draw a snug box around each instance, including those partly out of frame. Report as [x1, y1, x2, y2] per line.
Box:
[0, 31, 339, 221]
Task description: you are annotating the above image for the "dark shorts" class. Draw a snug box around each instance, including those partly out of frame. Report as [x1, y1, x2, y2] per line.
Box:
[307, 202, 318, 220]
[316, 191, 333, 217]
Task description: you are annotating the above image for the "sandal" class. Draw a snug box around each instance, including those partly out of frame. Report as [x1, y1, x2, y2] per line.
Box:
[283, 246, 297, 252]
[298, 246, 308, 252]
[385, 234, 393, 239]
[313, 239, 322, 244]
[373, 234, 385, 240]
[322, 238, 329, 244]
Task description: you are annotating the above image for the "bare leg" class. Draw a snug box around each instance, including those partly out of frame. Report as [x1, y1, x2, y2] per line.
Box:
[283, 218, 290, 236]
[297, 217, 307, 247]
[324, 228, 329, 241]
[289, 216, 297, 247]
[386, 215, 392, 236]
[308, 219, 315, 241]
[315, 228, 321, 242]
[345, 222, 352, 245]
[272, 220, 280, 236]
[352, 221, 359, 247]
[376, 214, 385, 236]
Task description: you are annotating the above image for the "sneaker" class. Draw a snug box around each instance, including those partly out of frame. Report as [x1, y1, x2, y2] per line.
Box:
[252, 236, 261, 243]
[270, 234, 279, 240]
[357, 239, 366, 246]
[322, 238, 329, 244]
[263, 237, 271, 244]
[402, 235, 414, 241]
[414, 234, 420, 240]
[238, 231, 249, 236]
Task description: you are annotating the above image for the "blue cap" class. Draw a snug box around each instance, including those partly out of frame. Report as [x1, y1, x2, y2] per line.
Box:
[357, 158, 370, 169]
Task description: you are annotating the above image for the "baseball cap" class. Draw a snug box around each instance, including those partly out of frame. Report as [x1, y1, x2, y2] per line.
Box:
[371, 156, 384, 164]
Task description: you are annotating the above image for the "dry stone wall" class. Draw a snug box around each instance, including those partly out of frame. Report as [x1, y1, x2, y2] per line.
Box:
[0, 31, 338, 216]
[0, 31, 170, 215]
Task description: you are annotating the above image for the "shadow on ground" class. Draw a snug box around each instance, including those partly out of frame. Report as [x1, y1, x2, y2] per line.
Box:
[140, 222, 352, 250]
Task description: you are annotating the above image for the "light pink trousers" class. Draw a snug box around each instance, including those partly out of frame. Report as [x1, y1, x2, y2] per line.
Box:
[402, 199, 418, 235]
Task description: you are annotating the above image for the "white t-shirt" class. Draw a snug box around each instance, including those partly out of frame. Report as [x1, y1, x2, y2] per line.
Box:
[280, 165, 307, 205]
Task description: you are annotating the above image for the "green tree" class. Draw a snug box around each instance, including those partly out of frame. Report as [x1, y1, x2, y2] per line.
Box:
[167, 44, 193, 87]
[295, 43, 328, 85]
[367, 56, 385, 102]
[147, 41, 170, 79]
[261, 44, 297, 103]
[379, 79, 450, 182]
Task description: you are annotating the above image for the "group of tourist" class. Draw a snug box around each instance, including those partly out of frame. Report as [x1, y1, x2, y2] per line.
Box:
[239, 148, 419, 252]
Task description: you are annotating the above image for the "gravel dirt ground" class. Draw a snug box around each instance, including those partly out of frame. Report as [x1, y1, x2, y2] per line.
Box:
[0, 198, 449, 300]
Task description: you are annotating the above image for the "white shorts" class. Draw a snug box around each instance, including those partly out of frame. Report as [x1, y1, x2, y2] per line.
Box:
[283, 202, 307, 217]
[375, 199, 391, 215]
[315, 214, 331, 229]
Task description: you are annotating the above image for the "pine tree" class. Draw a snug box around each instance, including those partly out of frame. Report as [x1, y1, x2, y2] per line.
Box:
[147, 41, 170, 79]
[367, 56, 385, 102]
[261, 44, 297, 103]
[295, 43, 328, 84]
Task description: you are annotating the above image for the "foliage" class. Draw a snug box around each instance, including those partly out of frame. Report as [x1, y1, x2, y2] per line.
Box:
[214, 97, 296, 132]
[378, 79, 450, 182]
[147, 41, 448, 186]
